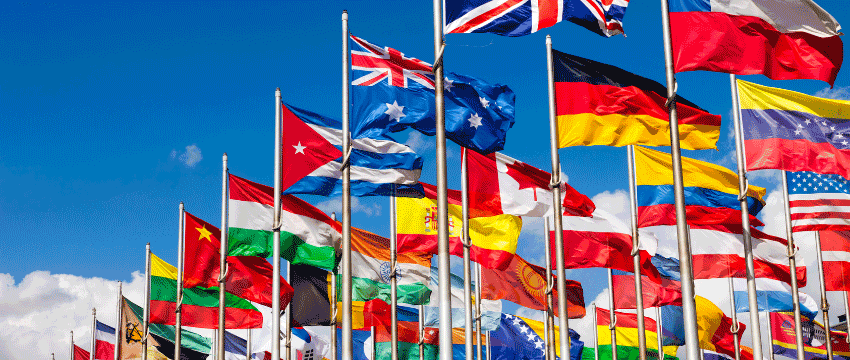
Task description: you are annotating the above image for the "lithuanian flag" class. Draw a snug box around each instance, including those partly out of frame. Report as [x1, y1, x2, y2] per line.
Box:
[553, 51, 720, 150]
[148, 253, 263, 329]
[596, 307, 679, 360]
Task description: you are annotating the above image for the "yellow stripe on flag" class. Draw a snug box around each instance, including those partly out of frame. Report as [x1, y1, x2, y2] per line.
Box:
[557, 113, 719, 150]
[596, 325, 678, 356]
[695, 295, 725, 352]
[150, 253, 178, 280]
[335, 301, 366, 330]
[737, 80, 850, 119]
[634, 146, 765, 201]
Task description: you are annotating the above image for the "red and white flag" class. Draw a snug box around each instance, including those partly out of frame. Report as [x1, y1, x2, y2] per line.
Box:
[466, 149, 595, 217]
[819, 230, 850, 291]
[94, 321, 115, 360]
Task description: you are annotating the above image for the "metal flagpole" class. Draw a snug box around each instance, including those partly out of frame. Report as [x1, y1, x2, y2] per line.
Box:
[545, 34, 572, 355]
[766, 291, 775, 360]
[143, 243, 151, 360]
[461, 149, 474, 360]
[419, 304, 425, 360]
[543, 307, 551, 360]
[219, 153, 229, 360]
[486, 331, 492, 360]
[70, 331, 74, 360]
[544, 219, 556, 360]
[608, 269, 618, 360]
[431, 1, 452, 360]
[341, 10, 354, 360]
[656, 307, 664, 360]
[391, 189, 399, 360]
[658, 1, 701, 359]
[371, 326, 376, 360]
[331, 212, 338, 360]
[780, 171, 806, 360]
[286, 260, 292, 360]
[815, 231, 835, 360]
[212, 330, 217, 360]
[626, 145, 647, 360]
[845, 292, 850, 344]
[728, 278, 741, 360]
[113, 281, 122, 360]
[248, 329, 252, 360]
[729, 73, 764, 360]
[272, 87, 283, 360]
[90, 308, 96, 360]
[175, 202, 185, 360]
[476, 261, 484, 360]
[593, 303, 599, 360]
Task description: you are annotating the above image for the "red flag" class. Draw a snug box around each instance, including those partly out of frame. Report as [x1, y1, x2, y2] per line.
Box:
[481, 254, 585, 318]
[280, 103, 344, 192]
[819, 231, 850, 291]
[74, 345, 90, 360]
[466, 149, 595, 217]
[611, 274, 682, 309]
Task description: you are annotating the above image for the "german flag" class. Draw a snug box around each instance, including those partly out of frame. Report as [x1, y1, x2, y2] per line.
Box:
[553, 51, 721, 150]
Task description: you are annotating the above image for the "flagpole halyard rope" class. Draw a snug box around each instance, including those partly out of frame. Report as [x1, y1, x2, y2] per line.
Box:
[339, 145, 354, 170]
[432, 42, 445, 72]
[664, 81, 678, 108]
[218, 264, 230, 283]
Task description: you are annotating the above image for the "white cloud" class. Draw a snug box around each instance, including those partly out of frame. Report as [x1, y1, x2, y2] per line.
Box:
[759, 189, 786, 238]
[172, 144, 203, 167]
[590, 189, 630, 226]
[404, 131, 434, 155]
[314, 197, 382, 217]
[815, 86, 850, 100]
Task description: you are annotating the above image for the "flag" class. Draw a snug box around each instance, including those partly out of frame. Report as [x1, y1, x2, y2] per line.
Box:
[820, 231, 850, 290]
[396, 182, 522, 270]
[229, 174, 341, 270]
[74, 345, 90, 360]
[94, 321, 116, 360]
[611, 274, 682, 309]
[148, 253, 264, 329]
[491, 313, 586, 360]
[647, 224, 807, 287]
[423, 267, 503, 331]
[335, 328, 372, 360]
[466, 148, 595, 217]
[291, 327, 332, 360]
[480, 253, 585, 318]
[740, 80, 850, 178]
[183, 210, 293, 308]
[120, 296, 211, 360]
[658, 305, 686, 347]
[724, 278, 819, 320]
[695, 295, 745, 360]
[553, 51, 721, 150]
[671, 0, 843, 85]
[291, 264, 333, 327]
[350, 35, 515, 155]
[550, 209, 661, 281]
[444, 0, 629, 37]
[771, 312, 850, 360]
[361, 299, 440, 360]
[340, 225, 432, 305]
[787, 172, 850, 232]
[223, 330, 250, 360]
[279, 103, 423, 196]
[596, 308, 679, 360]
[634, 145, 765, 227]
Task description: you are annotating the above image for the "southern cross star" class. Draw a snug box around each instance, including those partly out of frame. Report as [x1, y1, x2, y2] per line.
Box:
[468, 113, 483, 129]
[385, 101, 406, 122]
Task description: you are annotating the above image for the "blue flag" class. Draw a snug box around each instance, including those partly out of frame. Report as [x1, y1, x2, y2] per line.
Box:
[491, 313, 585, 360]
[350, 35, 515, 154]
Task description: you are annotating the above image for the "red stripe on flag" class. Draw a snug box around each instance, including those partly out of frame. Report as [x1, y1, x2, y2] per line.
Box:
[536, 0, 560, 30]
[639, 204, 764, 227]
[149, 300, 263, 329]
[793, 224, 850, 232]
[745, 138, 850, 179]
[790, 211, 850, 220]
[819, 231, 850, 251]
[789, 199, 850, 207]
[450, 0, 527, 34]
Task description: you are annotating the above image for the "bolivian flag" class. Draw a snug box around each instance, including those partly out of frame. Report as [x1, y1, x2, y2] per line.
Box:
[596, 307, 679, 360]
[148, 253, 263, 329]
[553, 51, 720, 150]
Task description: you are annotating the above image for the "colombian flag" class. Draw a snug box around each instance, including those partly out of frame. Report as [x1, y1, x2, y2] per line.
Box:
[553, 51, 720, 150]
[396, 182, 522, 270]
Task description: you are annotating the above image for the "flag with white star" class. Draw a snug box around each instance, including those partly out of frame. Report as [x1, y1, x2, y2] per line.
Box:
[787, 170, 850, 232]
[350, 35, 515, 154]
[490, 313, 585, 360]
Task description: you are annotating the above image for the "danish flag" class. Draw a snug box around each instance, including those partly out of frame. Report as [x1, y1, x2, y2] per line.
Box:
[350, 35, 435, 89]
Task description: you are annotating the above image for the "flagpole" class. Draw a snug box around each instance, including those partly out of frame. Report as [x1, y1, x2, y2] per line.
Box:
[419, 304, 425, 360]
[286, 260, 292, 360]
[766, 300, 774, 360]
[247, 329, 252, 360]
[608, 269, 618, 360]
[593, 303, 599, 360]
[175, 202, 185, 360]
[143, 243, 151, 360]
[341, 9, 354, 360]
[844, 292, 850, 343]
[486, 331, 492, 360]
[461, 149, 475, 360]
[475, 260, 484, 360]
[544, 218, 556, 360]
[727, 277, 741, 360]
[272, 86, 283, 360]
[657, 0, 701, 359]
[780, 171, 806, 360]
[113, 281, 122, 360]
[218, 153, 229, 360]
[391, 187, 399, 360]
[656, 307, 663, 360]
[728, 73, 764, 360]
[70, 331, 74, 360]
[331, 211, 338, 360]
[815, 231, 835, 360]
[545, 34, 572, 356]
[90, 308, 96, 360]
[626, 145, 648, 360]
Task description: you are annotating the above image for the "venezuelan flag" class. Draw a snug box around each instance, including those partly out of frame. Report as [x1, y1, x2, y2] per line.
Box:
[634, 146, 765, 228]
[553, 51, 720, 150]
[596, 307, 679, 360]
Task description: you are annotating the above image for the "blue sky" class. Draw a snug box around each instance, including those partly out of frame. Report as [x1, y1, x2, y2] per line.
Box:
[2, 1, 849, 358]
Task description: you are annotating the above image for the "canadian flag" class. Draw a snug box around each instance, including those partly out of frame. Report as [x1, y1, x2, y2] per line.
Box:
[465, 148, 594, 218]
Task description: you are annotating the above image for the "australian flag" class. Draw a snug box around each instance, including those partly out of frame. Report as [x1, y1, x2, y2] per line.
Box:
[350, 35, 515, 155]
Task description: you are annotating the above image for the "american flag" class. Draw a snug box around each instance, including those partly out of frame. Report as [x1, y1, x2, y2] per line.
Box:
[787, 171, 850, 232]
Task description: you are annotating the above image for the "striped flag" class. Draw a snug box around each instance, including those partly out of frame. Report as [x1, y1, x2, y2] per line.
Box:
[94, 321, 116, 360]
[787, 171, 850, 232]
[819, 230, 850, 291]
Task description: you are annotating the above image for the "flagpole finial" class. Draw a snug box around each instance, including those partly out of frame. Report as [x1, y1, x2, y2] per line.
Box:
[342, 10, 347, 20]
[92, 308, 96, 315]
[546, 34, 551, 43]
[223, 152, 227, 161]
[276, 87, 280, 92]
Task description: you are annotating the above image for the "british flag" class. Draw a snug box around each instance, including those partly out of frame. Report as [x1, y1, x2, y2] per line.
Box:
[350, 35, 435, 90]
[444, 0, 630, 37]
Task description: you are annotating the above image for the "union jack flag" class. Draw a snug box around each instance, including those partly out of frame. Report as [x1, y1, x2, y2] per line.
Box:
[350, 35, 435, 89]
[444, 0, 630, 37]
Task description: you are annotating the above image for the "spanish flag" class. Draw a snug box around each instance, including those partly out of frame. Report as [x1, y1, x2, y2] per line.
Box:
[553, 51, 721, 150]
[396, 182, 522, 270]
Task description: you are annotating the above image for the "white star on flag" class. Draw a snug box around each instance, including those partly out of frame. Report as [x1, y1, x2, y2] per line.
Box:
[479, 96, 490, 108]
[468, 113, 483, 128]
[519, 325, 529, 334]
[534, 339, 544, 349]
[795, 129, 802, 135]
[384, 101, 406, 122]
[526, 333, 536, 341]
[444, 77, 454, 92]
[293, 142, 307, 154]
[512, 317, 521, 326]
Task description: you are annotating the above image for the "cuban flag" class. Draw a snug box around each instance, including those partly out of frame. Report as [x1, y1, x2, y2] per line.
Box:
[94, 321, 115, 360]
[444, 0, 629, 37]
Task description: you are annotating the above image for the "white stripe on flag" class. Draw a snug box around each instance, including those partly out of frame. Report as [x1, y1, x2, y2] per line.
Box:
[307, 123, 417, 154]
[228, 199, 273, 232]
[822, 250, 850, 262]
[789, 205, 850, 214]
[351, 251, 430, 286]
[307, 161, 421, 185]
[789, 193, 850, 201]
